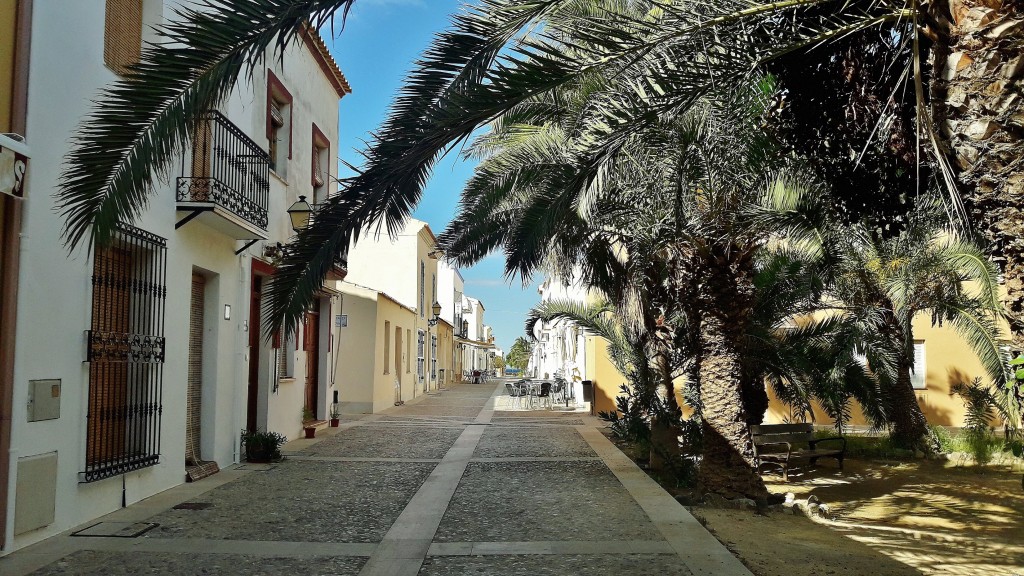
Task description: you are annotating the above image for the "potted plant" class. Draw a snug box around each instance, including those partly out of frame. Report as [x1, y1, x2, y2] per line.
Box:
[329, 404, 340, 427]
[302, 407, 317, 438]
[240, 428, 287, 463]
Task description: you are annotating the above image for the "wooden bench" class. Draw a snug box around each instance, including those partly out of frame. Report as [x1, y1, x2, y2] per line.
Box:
[750, 423, 846, 481]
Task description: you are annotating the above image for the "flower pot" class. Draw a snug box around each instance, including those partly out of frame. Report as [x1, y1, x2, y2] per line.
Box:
[303, 426, 316, 439]
[330, 418, 340, 427]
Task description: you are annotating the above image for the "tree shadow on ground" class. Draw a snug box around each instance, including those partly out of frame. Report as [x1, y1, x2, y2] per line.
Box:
[757, 458, 1024, 576]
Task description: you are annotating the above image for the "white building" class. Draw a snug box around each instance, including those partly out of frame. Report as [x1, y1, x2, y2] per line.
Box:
[1, 1, 349, 553]
[528, 277, 590, 398]
[455, 296, 495, 379]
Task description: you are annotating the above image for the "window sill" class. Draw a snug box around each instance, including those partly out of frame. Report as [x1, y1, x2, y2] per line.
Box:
[279, 377, 296, 384]
[270, 169, 288, 186]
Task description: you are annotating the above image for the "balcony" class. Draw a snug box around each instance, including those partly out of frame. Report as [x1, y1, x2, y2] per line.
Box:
[176, 111, 269, 240]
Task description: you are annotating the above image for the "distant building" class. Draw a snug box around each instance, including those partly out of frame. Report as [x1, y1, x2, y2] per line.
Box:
[342, 218, 445, 396]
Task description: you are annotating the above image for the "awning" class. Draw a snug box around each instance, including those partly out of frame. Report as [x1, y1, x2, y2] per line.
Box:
[0, 134, 29, 198]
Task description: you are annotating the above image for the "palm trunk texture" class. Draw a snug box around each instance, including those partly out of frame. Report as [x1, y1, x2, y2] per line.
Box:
[695, 246, 769, 500]
[889, 361, 931, 448]
[931, 1, 1024, 347]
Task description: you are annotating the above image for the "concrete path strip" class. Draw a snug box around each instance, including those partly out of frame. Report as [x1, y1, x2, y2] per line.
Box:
[576, 425, 754, 576]
[356, 383, 504, 576]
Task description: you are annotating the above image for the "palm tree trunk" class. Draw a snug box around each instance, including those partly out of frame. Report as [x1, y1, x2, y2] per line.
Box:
[931, 1, 1024, 346]
[695, 246, 768, 500]
[888, 360, 931, 449]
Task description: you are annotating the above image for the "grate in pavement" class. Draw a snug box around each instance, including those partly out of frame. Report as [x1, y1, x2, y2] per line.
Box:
[71, 522, 158, 538]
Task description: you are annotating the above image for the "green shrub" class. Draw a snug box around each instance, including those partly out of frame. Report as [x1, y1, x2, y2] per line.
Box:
[240, 428, 287, 462]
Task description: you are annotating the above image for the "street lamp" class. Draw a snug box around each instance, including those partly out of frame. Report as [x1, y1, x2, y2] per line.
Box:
[427, 301, 442, 327]
[287, 195, 313, 233]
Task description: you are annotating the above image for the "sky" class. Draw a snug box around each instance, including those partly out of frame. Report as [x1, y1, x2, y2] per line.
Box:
[321, 0, 540, 354]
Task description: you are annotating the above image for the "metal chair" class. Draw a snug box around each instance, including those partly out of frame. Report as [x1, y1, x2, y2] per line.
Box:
[504, 382, 522, 409]
[536, 381, 552, 410]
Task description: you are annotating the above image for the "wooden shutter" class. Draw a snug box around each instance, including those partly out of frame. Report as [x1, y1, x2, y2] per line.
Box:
[104, 0, 142, 75]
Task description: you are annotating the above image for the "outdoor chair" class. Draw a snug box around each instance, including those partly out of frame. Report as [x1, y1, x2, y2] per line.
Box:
[504, 382, 523, 409]
[551, 379, 566, 405]
[536, 381, 552, 410]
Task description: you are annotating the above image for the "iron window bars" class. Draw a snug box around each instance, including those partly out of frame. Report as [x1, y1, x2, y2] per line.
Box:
[177, 110, 270, 230]
[83, 224, 167, 483]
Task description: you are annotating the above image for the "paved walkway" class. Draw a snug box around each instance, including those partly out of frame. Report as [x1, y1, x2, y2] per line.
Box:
[2, 382, 750, 575]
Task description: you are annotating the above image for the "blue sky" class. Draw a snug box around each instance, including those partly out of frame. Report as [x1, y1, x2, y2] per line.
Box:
[321, 0, 539, 353]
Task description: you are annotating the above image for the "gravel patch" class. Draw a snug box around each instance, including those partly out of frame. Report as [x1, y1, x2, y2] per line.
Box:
[145, 460, 434, 542]
[419, 554, 690, 575]
[304, 425, 463, 459]
[474, 427, 594, 459]
[436, 461, 660, 542]
[29, 551, 365, 576]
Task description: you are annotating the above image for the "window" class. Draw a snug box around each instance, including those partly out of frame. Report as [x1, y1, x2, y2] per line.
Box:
[420, 261, 425, 317]
[417, 330, 425, 380]
[276, 330, 296, 379]
[384, 320, 391, 374]
[911, 341, 926, 390]
[266, 70, 292, 175]
[104, 0, 142, 75]
[84, 224, 166, 482]
[431, 335, 437, 380]
[395, 325, 402, 376]
[311, 123, 330, 204]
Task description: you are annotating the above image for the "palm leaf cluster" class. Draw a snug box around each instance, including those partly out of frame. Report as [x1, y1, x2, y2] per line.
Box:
[59, 0, 952, 336]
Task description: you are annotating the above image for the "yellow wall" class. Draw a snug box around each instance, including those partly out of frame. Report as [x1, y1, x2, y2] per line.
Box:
[585, 336, 625, 415]
[0, 0, 16, 132]
[765, 313, 999, 427]
[375, 295, 417, 408]
[436, 321, 454, 386]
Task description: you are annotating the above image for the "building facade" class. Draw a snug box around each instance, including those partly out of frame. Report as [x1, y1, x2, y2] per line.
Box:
[343, 218, 446, 397]
[1, 0, 349, 553]
[335, 282, 417, 413]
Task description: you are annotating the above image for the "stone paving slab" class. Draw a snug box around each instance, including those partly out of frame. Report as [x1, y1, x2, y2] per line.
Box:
[144, 460, 434, 543]
[27, 551, 365, 576]
[435, 461, 662, 543]
[387, 406, 483, 417]
[419, 553, 692, 575]
[302, 425, 463, 459]
[473, 426, 594, 459]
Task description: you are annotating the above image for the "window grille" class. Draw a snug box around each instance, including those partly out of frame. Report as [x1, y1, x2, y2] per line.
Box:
[431, 335, 437, 380]
[84, 224, 167, 482]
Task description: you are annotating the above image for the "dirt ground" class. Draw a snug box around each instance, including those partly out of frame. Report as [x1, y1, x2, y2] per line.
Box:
[696, 458, 1024, 576]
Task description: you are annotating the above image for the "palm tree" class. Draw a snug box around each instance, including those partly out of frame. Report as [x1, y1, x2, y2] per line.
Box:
[822, 197, 1008, 448]
[56, 0, 1024, 345]
[439, 51, 851, 498]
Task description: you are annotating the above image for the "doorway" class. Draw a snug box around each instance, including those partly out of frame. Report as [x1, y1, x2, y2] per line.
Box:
[303, 307, 320, 418]
[246, 275, 262, 431]
[186, 274, 205, 465]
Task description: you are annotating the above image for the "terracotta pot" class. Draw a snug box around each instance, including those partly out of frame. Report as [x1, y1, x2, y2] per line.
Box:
[330, 418, 340, 427]
[303, 426, 316, 439]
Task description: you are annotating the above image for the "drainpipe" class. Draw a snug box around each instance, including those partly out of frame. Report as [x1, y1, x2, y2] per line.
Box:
[0, 0, 32, 553]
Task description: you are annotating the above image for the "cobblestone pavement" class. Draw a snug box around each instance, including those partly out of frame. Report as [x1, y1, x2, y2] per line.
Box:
[3, 381, 750, 576]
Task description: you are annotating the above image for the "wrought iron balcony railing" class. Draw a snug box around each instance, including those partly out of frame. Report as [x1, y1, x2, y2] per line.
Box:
[177, 111, 270, 233]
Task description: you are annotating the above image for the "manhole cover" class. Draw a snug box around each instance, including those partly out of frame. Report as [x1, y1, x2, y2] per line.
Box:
[172, 502, 213, 510]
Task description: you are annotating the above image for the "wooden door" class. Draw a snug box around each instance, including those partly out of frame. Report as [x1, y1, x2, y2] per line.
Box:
[87, 247, 131, 466]
[186, 274, 205, 465]
[246, 276, 261, 431]
[304, 308, 320, 417]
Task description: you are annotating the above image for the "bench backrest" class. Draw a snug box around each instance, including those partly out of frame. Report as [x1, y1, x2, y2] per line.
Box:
[749, 423, 814, 446]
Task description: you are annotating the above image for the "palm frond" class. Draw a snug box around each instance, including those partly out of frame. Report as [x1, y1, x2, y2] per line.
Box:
[59, 0, 356, 250]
